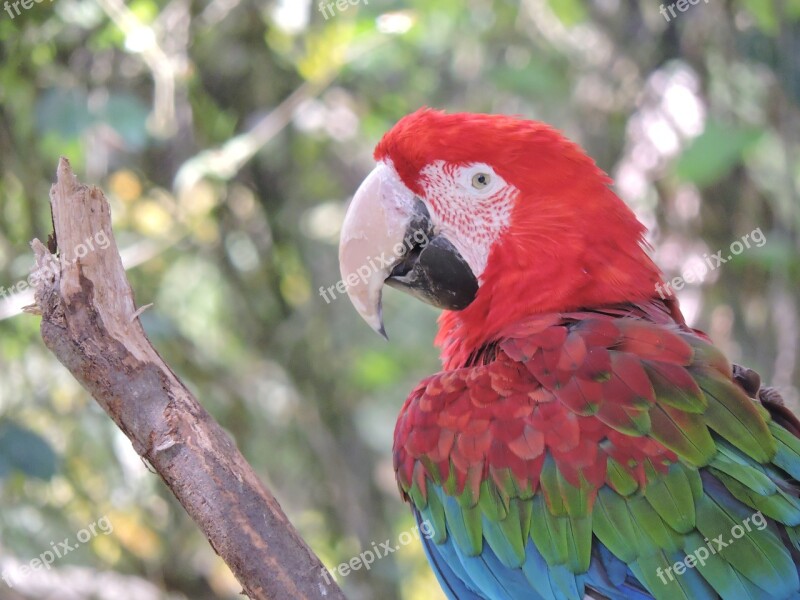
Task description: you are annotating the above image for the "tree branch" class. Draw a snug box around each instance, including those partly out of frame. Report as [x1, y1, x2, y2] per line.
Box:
[25, 158, 344, 600]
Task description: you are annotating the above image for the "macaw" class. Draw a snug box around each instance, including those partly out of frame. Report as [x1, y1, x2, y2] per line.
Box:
[337, 108, 800, 600]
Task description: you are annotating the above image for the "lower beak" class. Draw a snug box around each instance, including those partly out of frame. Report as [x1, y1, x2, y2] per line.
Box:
[338, 164, 478, 337]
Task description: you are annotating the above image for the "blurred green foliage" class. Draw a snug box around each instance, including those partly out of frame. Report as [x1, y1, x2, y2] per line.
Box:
[0, 0, 798, 598]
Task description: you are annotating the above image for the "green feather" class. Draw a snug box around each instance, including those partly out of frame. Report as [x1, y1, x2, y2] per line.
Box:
[696, 492, 798, 597]
[442, 460, 459, 496]
[631, 550, 716, 600]
[530, 493, 568, 565]
[645, 363, 706, 413]
[478, 479, 508, 522]
[534, 456, 593, 571]
[482, 514, 525, 568]
[629, 494, 682, 553]
[476, 492, 528, 568]
[488, 467, 514, 507]
[422, 485, 447, 544]
[529, 493, 591, 571]
[491, 465, 534, 501]
[606, 455, 639, 496]
[695, 369, 775, 463]
[564, 514, 592, 572]
[686, 464, 704, 502]
[709, 455, 777, 496]
[648, 404, 716, 467]
[644, 462, 697, 533]
[687, 336, 731, 376]
[713, 470, 800, 526]
[517, 496, 533, 543]
[681, 531, 765, 599]
[497, 499, 528, 564]
[540, 454, 567, 516]
[770, 423, 800, 481]
[407, 479, 427, 511]
[554, 459, 592, 518]
[592, 486, 639, 562]
[441, 488, 483, 556]
[456, 464, 482, 507]
[420, 455, 443, 484]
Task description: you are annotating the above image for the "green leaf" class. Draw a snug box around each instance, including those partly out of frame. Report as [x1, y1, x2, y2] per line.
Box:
[737, 0, 778, 34]
[0, 421, 58, 480]
[351, 350, 402, 389]
[676, 121, 762, 187]
[35, 88, 93, 140]
[490, 61, 568, 98]
[100, 93, 150, 150]
[547, 0, 587, 26]
[35, 88, 149, 150]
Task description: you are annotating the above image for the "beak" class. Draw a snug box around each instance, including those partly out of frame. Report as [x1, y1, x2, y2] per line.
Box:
[338, 163, 478, 337]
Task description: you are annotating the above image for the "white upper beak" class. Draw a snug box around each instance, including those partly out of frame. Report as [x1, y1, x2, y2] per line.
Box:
[338, 163, 419, 336]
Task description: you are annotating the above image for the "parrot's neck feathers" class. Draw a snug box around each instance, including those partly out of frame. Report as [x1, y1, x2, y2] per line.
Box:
[435, 222, 665, 368]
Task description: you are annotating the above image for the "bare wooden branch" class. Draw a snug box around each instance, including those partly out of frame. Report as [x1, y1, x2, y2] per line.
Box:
[27, 158, 344, 600]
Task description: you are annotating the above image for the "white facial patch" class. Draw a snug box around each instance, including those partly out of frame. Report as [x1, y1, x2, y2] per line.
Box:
[416, 160, 517, 280]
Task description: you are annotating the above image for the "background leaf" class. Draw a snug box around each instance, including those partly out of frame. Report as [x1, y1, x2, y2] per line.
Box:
[0, 420, 58, 480]
[675, 121, 762, 187]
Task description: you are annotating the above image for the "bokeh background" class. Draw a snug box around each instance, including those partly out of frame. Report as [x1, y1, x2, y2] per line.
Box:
[0, 0, 798, 598]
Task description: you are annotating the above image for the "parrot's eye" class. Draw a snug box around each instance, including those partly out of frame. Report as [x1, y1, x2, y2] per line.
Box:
[471, 173, 491, 189]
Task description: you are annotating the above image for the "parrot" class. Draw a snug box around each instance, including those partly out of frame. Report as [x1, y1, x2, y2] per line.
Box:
[337, 108, 800, 600]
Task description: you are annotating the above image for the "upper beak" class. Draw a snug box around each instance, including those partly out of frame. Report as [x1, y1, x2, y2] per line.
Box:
[338, 163, 478, 337]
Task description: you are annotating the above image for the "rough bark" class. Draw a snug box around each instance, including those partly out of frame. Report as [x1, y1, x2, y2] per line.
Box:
[25, 158, 344, 600]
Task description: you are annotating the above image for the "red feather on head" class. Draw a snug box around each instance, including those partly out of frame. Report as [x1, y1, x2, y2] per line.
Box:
[375, 108, 666, 367]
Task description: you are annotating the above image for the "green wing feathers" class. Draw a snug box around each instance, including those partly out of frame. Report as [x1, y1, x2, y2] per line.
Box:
[393, 311, 800, 599]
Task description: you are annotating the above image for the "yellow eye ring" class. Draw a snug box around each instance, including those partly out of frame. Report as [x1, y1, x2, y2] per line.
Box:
[471, 172, 491, 189]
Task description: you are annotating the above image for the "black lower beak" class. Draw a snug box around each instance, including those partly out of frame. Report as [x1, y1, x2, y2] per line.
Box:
[385, 199, 479, 311]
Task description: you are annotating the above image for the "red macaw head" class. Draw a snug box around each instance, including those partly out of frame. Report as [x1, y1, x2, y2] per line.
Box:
[339, 109, 664, 359]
